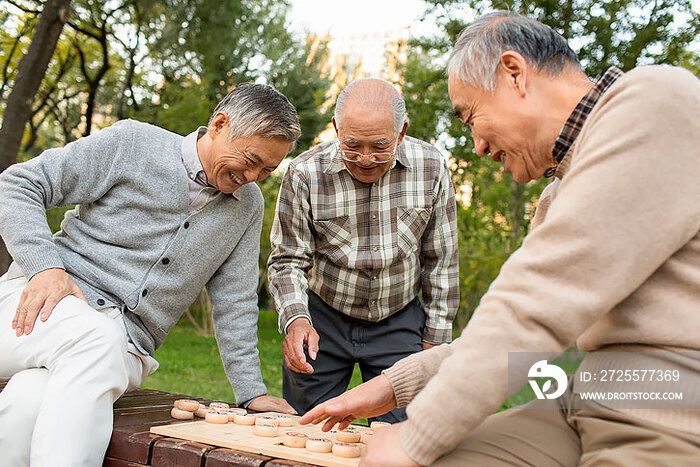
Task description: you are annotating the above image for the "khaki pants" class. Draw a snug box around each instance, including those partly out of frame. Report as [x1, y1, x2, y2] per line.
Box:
[432, 391, 700, 466]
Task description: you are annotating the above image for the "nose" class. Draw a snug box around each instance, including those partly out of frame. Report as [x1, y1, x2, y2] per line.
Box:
[472, 133, 490, 158]
[355, 155, 376, 167]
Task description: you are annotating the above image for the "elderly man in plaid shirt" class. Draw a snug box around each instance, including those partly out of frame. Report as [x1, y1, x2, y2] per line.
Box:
[268, 78, 459, 423]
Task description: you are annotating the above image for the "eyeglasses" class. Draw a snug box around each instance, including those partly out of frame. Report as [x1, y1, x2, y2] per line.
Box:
[340, 150, 394, 164]
[338, 135, 400, 164]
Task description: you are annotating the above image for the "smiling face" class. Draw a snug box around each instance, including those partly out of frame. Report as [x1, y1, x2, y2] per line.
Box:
[333, 101, 405, 184]
[448, 60, 558, 184]
[198, 112, 290, 193]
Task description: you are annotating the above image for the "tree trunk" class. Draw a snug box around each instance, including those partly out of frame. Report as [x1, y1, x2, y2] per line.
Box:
[117, 53, 136, 120]
[80, 26, 110, 137]
[117, 16, 141, 120]
[0, 238, 9, 276]
[183, 288, 215, 337]
[0, 0, 72, 273]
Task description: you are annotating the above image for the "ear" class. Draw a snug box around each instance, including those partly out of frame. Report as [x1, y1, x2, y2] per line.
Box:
[208, 112, 228, 139]
[397, 121, 408, 146]
[499, 51, 528, 97]
[332, 117, 339, 136]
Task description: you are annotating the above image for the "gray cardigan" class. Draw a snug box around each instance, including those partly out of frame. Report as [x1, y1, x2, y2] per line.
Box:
[0, 119, 267, 404]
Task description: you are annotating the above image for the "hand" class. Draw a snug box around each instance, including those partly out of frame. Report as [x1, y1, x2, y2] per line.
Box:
[283, 318, 320, 374]
[299, 374, 398, 431]
[12, 268, 87, 337]
[247, 395, 297, 414]
[422, 342, 436, 351]
[361, 422, 421, 467]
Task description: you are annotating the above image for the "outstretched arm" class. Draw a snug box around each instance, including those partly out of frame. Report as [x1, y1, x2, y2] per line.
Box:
[299, 374, 398, 431]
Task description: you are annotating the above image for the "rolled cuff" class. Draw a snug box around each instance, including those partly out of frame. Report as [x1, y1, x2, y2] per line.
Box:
[279, 302, 311, 334]
[284, 314, 313, 334]
[235, 382, 267, 408]
[382, 358, 423, 408]
[422, 322, 453, 344]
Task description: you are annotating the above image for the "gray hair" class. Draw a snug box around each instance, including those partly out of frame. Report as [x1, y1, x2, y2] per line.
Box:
[448, 11, 582, 93]
[209, 83, 301, 149]
[334, 78, 409, 134]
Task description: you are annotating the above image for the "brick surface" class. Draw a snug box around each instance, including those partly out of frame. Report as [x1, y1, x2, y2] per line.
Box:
[205, 448, 270, 467]
[152, 437, 214, 467]
[107, 426, 163, 463]
[103, 457, 149, 467]
[262, 459, 318, 467]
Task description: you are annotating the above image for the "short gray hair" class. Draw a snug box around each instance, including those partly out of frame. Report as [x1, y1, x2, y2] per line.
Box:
[448, 11, 581, 93]
[209, 83, 301, 149]
[334, 78, 409, 134]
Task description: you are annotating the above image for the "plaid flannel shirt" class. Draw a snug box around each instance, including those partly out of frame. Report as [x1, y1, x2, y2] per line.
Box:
[268, 136, 459, 344]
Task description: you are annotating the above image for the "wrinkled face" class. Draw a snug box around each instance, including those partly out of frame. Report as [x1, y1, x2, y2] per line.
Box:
[334, 102, 405, 184]
[448, 71, 554, 184]
[201, 116, 290, 194]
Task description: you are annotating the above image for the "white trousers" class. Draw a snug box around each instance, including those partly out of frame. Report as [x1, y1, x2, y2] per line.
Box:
[0, 265, 158, 467]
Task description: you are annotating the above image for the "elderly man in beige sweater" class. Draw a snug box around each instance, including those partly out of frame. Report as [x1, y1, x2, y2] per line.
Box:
[299, 11, 700, 466]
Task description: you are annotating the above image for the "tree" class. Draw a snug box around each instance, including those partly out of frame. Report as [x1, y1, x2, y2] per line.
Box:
[21, 41, 80, 152]
[423, 0, 699, 78]
[269, 36, 334, 157]
[65, 1, 117, 136]
[140, 0, 294, 133]
[0, 7, 35, 102]
[0, 0, 71, 273]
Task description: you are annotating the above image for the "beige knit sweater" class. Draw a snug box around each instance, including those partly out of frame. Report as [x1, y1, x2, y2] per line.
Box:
[383, 65, 700, 465]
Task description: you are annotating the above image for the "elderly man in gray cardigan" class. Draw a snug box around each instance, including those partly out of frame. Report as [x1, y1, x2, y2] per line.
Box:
[0, 83, 300, 467]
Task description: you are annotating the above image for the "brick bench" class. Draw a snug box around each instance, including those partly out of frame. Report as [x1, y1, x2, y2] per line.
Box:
[0, 378, 316, 466]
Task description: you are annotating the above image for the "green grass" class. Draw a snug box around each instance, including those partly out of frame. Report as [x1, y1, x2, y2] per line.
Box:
[142, 309, 363, 403]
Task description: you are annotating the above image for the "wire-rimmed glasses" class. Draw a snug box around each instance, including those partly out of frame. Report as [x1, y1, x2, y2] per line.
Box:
[338, 134, 400, 164]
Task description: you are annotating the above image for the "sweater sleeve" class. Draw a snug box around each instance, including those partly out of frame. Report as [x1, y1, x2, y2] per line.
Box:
[0, 120, 133, 279]
[207, 189, 268, 406]
[397, 67, 700, 465]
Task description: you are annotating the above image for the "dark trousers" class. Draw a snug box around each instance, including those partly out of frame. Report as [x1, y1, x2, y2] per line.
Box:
[282, 291, 425, 423]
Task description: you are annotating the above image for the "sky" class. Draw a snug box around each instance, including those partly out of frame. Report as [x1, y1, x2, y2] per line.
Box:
[287, 0, 700, 43]
[287, 0, 436, 38]
[287, 0, 442, 79]
[287, 0, 700, 77]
